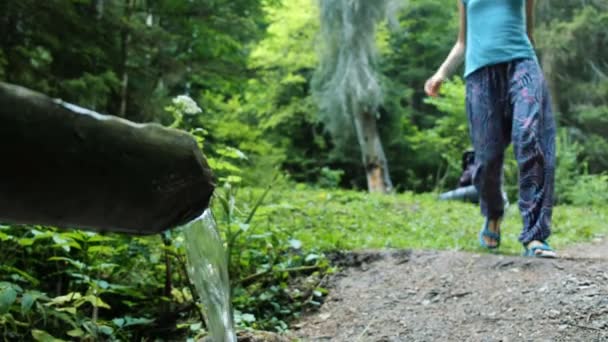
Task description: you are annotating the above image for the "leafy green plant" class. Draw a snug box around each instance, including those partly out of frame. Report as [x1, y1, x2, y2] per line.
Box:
[211, 183, 331, 332]
[565, 174, 608, 206]
[318, 167, 345, 189]
[555, 128, 584, 204]
[412, 77, 470, 190]
[166, 95, 331, 333]
[166, 94, 249, 186]
[0, 226, 163, 341]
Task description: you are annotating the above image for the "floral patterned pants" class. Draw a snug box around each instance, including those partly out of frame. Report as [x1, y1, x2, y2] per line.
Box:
[465, 58, 556, 244]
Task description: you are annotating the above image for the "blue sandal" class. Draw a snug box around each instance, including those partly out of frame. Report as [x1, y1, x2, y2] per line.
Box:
[523, 241, 556, 258]
[479, 219, 501, 249]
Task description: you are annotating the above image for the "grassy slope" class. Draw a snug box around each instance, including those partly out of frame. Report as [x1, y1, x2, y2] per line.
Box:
[249, 187, 608, 255]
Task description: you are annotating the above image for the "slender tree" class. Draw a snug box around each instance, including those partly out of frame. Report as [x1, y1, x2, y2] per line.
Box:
[312, 0, 398, 193]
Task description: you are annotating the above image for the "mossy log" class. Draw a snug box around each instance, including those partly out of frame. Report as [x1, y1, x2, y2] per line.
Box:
[0, 82, 214, 235]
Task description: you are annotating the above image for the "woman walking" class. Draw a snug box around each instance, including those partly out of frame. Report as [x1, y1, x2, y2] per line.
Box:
[425, 0, 556, 257]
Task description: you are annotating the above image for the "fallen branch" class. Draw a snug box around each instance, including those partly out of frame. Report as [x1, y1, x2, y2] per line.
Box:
[573, 324, 602, 331]
[356, 316, 376, 341]
[444, 291, 472, 301]
[238, 265, 321, 287]
[586, 308, 608, 323]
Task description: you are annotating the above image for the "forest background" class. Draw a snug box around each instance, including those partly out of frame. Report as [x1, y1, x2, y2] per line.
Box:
[0, 0, 607, 340]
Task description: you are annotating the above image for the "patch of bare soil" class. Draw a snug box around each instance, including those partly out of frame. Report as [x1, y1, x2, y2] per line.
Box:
[293, 242, 608, 342]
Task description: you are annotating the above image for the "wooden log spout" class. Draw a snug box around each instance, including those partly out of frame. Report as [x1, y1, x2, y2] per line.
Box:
[0, 82, 215, 235]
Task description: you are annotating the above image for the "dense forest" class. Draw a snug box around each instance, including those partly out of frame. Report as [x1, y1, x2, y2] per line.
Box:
[1, 0, 607, 193]
[1, 0, 607, 340]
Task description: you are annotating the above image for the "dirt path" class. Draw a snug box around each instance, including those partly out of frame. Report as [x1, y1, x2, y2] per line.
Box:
[294, 241, 608, 341]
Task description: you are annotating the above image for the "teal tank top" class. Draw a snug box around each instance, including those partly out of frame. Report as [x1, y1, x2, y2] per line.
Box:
[462, 0, 537, 77]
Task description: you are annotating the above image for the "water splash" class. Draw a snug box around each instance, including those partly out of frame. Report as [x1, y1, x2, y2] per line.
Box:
[183, 209, 236, 342]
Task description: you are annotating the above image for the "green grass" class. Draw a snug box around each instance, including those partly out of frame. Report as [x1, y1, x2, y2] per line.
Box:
[246, 187, 608, 255]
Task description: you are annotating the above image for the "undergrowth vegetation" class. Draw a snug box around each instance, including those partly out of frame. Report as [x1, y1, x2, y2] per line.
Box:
[2, 185, 607, 340]
[1, 0, 607, 340]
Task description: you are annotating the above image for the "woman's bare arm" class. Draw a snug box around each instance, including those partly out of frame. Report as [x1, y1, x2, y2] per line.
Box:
[425, 1, 466, 96]
[526, 0, 535, 46]
[436, 1, 466, 79]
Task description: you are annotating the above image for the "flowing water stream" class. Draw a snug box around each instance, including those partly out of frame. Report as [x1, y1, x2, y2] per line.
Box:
[183, 209, 236, 342]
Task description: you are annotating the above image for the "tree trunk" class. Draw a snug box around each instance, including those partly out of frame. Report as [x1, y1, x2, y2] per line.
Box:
[95, 0, 104, 19]
[352, 110, 393, 193]
[540, 52, 561, 121]
[119, 72, 129, 116]
[119, 0, 133, 117]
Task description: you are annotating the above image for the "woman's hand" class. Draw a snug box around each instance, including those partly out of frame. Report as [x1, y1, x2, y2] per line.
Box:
[424, 74, 445, 97]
